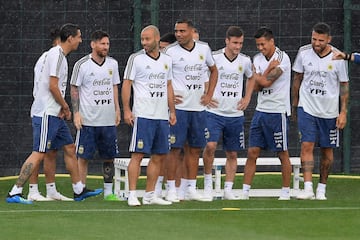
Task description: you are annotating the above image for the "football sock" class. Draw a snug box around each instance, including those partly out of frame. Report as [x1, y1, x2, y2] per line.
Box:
[9, 185, 23, 196]
[317, 183, 326, 192]
[46, 182, 57, 195]
[29, 184, 39, 194]
[304, 181, 313, 192]
[204, 174, 212, 189]
[242, 184, 251, 193]
[104, 183, 113, 197]
[224, 181, 234, 192]
[167, 180, 176, 192]
[72, 181, 83, 194]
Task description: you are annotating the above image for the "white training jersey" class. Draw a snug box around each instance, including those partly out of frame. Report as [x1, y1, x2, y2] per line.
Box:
[207, 48, 253, 117]
[164, 41, 215, 111]
[123, 49, 173, 120]
[30, 45, 68, 117]
[253, 47, 291, 116]
[292, 44, 349, 118]
[70, 54, 121, 126]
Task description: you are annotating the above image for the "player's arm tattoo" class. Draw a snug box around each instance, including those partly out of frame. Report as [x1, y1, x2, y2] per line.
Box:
[16, 162, 33, 186]
[266, 67, 283, 82]
[70, 85, 80, 113]
[301, 161, 314, 173]
[340, 82, 349, 114]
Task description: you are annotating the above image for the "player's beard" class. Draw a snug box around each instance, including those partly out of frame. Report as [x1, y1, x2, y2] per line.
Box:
[96, 49, 108, 58]
[144, 41, 157, 54]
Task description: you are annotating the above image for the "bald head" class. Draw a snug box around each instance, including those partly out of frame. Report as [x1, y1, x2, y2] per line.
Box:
[141, 25, 160, 38]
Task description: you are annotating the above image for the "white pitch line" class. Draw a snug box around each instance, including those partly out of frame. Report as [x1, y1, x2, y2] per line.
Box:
[0, 206, 359, 214]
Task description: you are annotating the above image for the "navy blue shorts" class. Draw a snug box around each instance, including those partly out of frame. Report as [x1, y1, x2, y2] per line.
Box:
[75, 125, 119, 159]
[170, 109, 208, 148]
[297, 107, 339, 148]
[206, 112, 245, 151]
[32, 115, 73, 152]
[249, 111, 289, 152]
[129, 117, 170, 154]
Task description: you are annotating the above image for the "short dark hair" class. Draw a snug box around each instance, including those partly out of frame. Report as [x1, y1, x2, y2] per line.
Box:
[91, 30, 110, 41]
[312, 22, 331, 35]
[49, 27, 60, 42]
[160, 32, 176, 44]
[59, 23, 80, 42]
[254, 26, 274, 40]
[175, 19, 194, 28]
[226, 26, 244, 38]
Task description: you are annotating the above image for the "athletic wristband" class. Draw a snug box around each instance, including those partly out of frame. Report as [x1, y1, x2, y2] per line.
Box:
[345, 53, 351, 61]
[354, 53, 360, 64]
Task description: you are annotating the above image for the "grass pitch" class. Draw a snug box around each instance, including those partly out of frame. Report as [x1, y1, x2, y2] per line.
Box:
[1, 174, 359, 240]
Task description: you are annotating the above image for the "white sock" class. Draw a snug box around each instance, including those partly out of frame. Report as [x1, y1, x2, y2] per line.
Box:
[204, 174, 212, 188]
[187, 179, 196, 191]
[281, 187, 290, 196]
[224, 181, 233, 192]
[317, 183, 326, 192]
[9, 185, 23, 196]
[180, 178, 187, 192]
[155, 176, 164, 195]
[167, 180, 176, 192]
[46, 182, 57, 195]
[104, 183, 113, 197]
[72, 181, 83, 194]
[29, 184, 39, 194]
[144, 191, 155, 199]
[304, 181, 313, 192]
[129, 190, 137, 198]
[242, 184, 251, 194]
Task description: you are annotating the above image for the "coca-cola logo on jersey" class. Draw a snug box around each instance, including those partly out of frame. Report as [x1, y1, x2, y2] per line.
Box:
[220, 72, 240, 80]
[93, 78, 111, 86]
[184, 64, 202, 72]
[149, 72, 166, 80]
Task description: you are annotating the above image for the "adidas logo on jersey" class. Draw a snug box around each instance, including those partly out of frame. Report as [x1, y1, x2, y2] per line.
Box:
[219, 66, 224, 70]
[308, 62, 313, 66]
[146, 65, 151, 69]
[179, 57, 185, 61]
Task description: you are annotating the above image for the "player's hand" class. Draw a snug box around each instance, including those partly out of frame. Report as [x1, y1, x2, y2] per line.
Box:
[207, 98, 219, 108]
[336, 111, 347, 129]
[237, 97, 250, 111]
[73, 112, 83, 130]
[268, 59, 280, 70]
[332, 49, 346, 60]
[115, 109, 121, 126]
[124, 110, 134, 126]
[169, 112, 176, 126]
[200, 94, 212, 106]
[174, 94, 183, 105]
[60, 104, 71, 121]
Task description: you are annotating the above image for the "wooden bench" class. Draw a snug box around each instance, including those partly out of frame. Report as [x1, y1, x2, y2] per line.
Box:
[114, 157, 302, 200]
